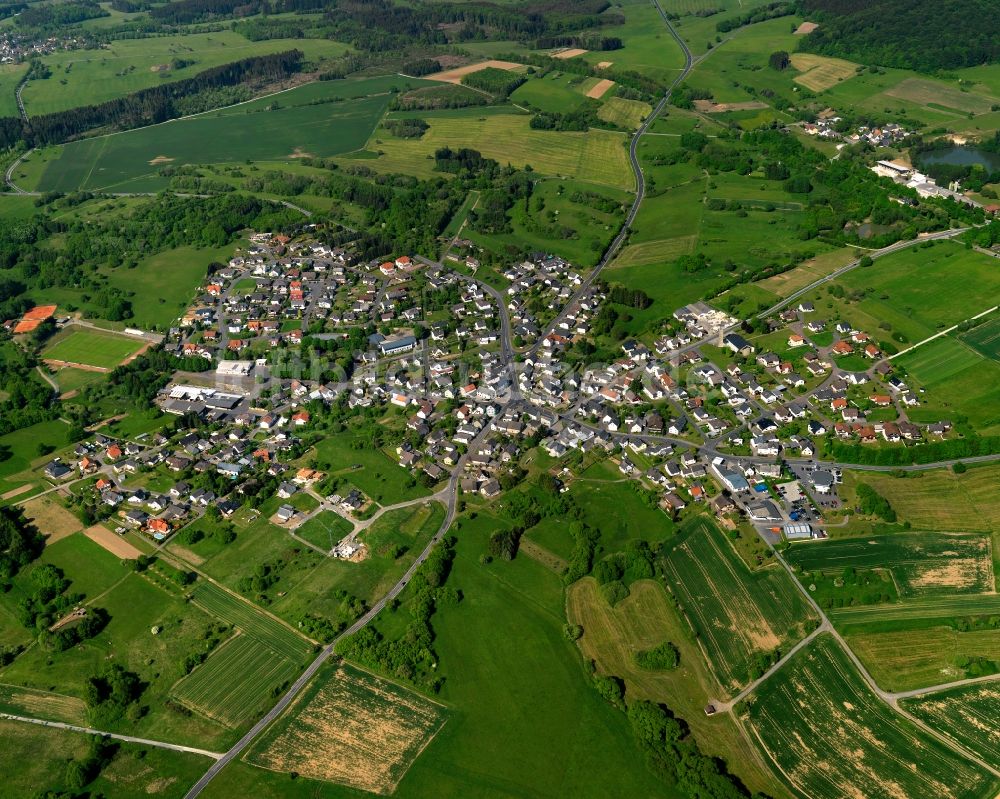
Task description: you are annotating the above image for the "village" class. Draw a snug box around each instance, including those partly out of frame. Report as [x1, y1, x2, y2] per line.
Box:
[24, 229, 965, 564]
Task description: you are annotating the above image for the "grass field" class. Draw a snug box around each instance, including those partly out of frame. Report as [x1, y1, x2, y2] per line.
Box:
[0, 683, 87, 724]
[896, 336, 1000, 433]
[0, 718, 211, 798]
[172, 634, 300, 728]
[743, 634, 998, 799]
[785, 532, 995, 597]
[885, 77, 1000, 116]
[662, 517, 816, 695]
[903, 683, 1000, 765]
[597, 96, 651, 128]
[846, 626, 1000, 691]
[829, 594, 1000, 627]
[0, 419, 71, 496]
[756, 248, 857, 297]
[0, 62, 27, 117]
[841, 465, 1000, 533]
[42, 328, 145, 369]
[190, 581, 312, 660]
[246, 663, 446, 794]
[22, 32, 351, 116]
[294, 510, 353, 551]
[577, 0, 688, 81]
[367, 110, 635, 191]
[566, 577, 786, 797]
[311, 431, 431, 506]
[38, 76, 428, 193]
[510, 73, 587, 114]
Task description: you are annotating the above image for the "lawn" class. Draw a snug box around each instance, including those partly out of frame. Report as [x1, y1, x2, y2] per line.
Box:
[172, 633, 301, 728]
[41, 329, 146, 369]
[39, 76, 429, 193]
[784, 532, 995, 597]
[903, 683, 1000, 766]
[366, 110, 635, 191]
[661, 517, 817, 695]
[311, 431, 431, 505]
[566, 577, 784, 797]
[742, 634, 998, 799]
[22, 32, 351, 115]
[0, 419, 71, 496]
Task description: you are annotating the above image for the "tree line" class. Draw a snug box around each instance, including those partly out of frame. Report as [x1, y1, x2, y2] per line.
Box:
[0, 50, 303, 149]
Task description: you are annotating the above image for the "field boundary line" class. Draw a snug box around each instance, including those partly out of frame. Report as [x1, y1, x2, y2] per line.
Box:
[890, 305, 998, 360]
[0, 712, 224, 758]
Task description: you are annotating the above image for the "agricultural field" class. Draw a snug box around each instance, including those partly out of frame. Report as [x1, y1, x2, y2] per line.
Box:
[961, 315, 1000, 362]
[246, 663, 446, 794]
[576, 0, 689, 81]
[0, 683, 88, 724]
[566, 577, 785, 797]
[172, 634, 301, 728]
[789, 53, 860, 92]
[368, 109, 634, 191]
[18, 494, 83, 544]
[846, 626, 1000, 691]
[41, 328, 146, 369]
[903, 683, 1000, 765]
[510, 73, 587, 114]
[755, 247, 857, 298]
[742, 634, 998, 799]
[37, 76, 430, 194]
[829, 594, 1000, 628]
[896, 336, 1000, 433]
[597, 96, 651, 128]
[189, 581, 313, 660]
[661, 517, 817, 695]
[840, 465, 1000, 533]
[21, 32, 351, 116]
[784, 532, 995, 597]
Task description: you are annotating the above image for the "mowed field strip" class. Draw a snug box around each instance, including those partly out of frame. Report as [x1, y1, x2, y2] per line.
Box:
[789, 53, 859, 92]
[829, 594, 1000, 627]
[172, 634, 300, 728]
[190, 581, 312, 660]
[246, 664, 446, 795]
[743, 635, 999, 799]
[662, 518, 816, 695]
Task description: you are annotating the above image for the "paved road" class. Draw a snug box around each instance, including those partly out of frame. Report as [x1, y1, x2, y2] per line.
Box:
[0, 713, 224, 759]
[529, 0, 693, 357]
[756, 227, 970, 319]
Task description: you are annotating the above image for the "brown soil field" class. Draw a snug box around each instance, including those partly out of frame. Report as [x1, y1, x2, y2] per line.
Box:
[552, 48, 587, 60]
[84, 524, 142, 559]
[20, 496, 83, 543]
[1, 484, 35, 501]
[586, 78, 616, 99]
[148, 155, 174, 165]
[428, 60, 523, 84]
[42, 359, 110, 373]
[794, 21, 818, 34]
[694, 99, 769, 113]
[248, 665, 446, 794]
[596, 61, 613, 69]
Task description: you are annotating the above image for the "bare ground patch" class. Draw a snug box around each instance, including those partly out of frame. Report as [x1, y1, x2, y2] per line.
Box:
[694, 99, 768, 113]
[552, 48, 587, 59]
[596, 61, 613, 69]
[247, 665, 446, 795]
[794, 21, 818, 34]
[148, 155, 174, 165]
[427, 60, 523, 84]
[1, 484, 35, 501]
[586, 78, 616, 99]
[20, 496, 83, 543]
[84, 525, 142, 559]
[289, 147, 315, 159]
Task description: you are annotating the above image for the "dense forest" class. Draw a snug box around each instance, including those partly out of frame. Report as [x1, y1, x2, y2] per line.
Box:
[799, 0, 1000, 71]
[0, 50, 303, 149]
